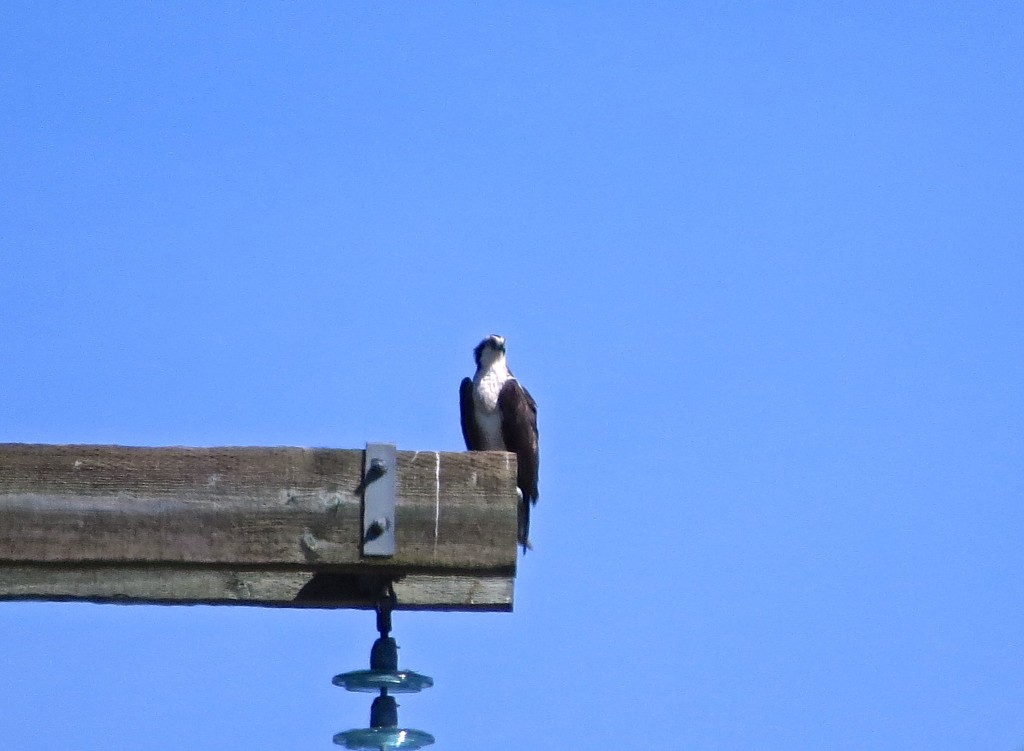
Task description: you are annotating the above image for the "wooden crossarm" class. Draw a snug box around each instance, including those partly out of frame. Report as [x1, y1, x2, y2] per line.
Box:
[0, 444, 518, 611]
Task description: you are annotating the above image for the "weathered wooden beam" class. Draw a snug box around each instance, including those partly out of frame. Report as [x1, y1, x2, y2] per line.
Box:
[0, 444, 518, 611]
[0, 565, 513, 611]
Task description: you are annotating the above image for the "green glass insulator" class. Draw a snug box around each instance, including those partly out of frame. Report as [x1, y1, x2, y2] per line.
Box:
[332, 670, 434, 694]
[332, 727, 435, 750]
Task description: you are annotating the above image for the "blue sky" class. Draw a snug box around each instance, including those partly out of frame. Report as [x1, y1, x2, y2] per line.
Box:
[1, 3, 1022, 749]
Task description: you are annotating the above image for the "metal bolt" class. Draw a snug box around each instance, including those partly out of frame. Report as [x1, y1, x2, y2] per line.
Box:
[364, 517, 391, 542]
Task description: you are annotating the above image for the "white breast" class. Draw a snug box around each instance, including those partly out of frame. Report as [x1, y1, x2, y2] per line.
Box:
[473, 365, 510, 450]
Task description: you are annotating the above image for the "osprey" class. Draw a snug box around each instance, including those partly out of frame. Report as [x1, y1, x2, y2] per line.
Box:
[460, 335, 539, 552]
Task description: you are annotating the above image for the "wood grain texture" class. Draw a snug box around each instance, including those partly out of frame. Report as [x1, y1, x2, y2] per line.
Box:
[0, 565, 513, 611]
[0, 443, 518, 572]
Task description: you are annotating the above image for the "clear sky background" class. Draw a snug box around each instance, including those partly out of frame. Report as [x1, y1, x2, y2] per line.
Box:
[1, 3, 1022, 749]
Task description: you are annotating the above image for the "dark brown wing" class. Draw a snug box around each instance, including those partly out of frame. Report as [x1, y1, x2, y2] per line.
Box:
[459, 377, 484, 450]
[498, 379, 539, 503]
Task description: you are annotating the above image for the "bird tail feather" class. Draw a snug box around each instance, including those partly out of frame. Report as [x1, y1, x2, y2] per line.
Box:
[518, 494, 533, 553]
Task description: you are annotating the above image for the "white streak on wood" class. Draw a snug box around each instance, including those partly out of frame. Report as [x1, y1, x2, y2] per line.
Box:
[433, 451, 441, 555]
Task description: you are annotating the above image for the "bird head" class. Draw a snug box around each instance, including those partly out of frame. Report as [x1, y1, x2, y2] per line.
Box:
[473, 334, 506, 367]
